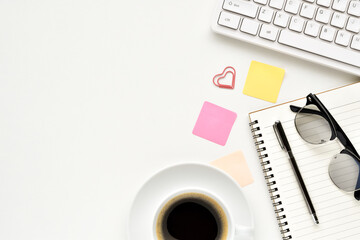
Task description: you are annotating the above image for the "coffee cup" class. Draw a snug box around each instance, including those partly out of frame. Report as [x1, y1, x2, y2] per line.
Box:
[153, 189, 253, 240]
[128, 163, 254, 240]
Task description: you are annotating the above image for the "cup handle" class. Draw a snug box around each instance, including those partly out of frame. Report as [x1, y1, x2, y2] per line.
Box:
[234, 224, 254, 240]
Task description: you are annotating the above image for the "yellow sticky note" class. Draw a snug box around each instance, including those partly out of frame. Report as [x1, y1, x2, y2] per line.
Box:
[243, 61, 285, 103]
[211, 151, 254, 187]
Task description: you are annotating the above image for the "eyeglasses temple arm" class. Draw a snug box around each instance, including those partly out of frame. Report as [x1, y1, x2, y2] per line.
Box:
[337, 130, 360, 158]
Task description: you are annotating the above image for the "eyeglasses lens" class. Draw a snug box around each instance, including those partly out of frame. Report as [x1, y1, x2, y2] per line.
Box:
[294, 104, 332, 144]
[329, 153, 360, 192]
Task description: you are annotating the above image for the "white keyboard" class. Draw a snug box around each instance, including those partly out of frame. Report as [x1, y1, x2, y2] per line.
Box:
[211, 0, 360, 76]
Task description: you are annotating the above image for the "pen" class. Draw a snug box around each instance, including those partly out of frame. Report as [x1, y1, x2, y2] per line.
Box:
[273, 121, 319, 225]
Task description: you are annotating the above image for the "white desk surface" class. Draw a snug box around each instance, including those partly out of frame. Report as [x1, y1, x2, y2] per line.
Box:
[0, 1, 358, 239]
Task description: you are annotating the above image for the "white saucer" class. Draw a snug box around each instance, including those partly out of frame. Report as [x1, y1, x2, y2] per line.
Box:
[128, 163, 254, 240]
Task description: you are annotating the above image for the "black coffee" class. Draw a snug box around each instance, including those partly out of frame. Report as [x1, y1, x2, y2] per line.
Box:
[166, 201, 218, 240]
[156, 192, 228, 240]
[155, 192, 228, 240]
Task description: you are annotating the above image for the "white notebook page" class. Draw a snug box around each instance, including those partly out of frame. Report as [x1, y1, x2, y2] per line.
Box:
[249, 83, 360, 240]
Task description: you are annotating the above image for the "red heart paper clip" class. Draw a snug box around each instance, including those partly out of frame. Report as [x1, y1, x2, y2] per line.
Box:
[213, 66, 236, 89]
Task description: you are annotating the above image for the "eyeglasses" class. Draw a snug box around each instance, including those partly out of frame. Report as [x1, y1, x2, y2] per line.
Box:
[290, 93, 360, 201]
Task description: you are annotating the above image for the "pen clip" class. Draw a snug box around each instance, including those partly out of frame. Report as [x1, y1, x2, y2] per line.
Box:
[273, 121, 285, 150]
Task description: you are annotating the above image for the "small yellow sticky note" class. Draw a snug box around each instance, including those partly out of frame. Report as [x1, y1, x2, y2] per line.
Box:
[243, 61, 285, 103]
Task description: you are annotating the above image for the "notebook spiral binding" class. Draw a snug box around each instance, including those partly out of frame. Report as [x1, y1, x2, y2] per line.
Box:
[249, 120, 292, 240]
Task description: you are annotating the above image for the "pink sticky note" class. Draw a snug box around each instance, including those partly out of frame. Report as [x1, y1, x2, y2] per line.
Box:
[192, 102, 237, 146]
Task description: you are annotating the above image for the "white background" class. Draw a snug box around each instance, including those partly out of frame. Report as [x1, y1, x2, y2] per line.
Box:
[0, 0, 358, 239]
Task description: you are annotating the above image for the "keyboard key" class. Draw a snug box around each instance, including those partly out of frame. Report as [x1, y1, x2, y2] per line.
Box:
[300, 3, 317, 19]
[289, 16, 305, 32]
[258, 7, 275, 23]
[331, 12, 347, 28]
[278, 30, 360, 67]
[320, 26, 336, 41]
[240, 18, 260, 35]
[218, 11, 241, 29]
[346, 17, 360, 33]
[254, 0, 268, 5]
[259, 24, 279, 41]
[317, 0, 331, 7]
[303, 0, 315, 3]
[304, 21, 321, 37]
[348, 1, 360, 16]
[351, 35, 360, 50]
[223, 0, 259, 18]
[315, 8, 331, 24]
[332, 0, 349, 12]
[335, 30, 352, 46]
[274, 12, 290, 27]
[284, 0, 301, 14]
[269, 0, 285, 9]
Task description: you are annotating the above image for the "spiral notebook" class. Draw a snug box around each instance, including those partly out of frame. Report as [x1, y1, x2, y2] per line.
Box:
[249, 83, 360, 240]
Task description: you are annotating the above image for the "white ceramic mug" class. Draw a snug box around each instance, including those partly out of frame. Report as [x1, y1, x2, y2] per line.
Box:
[153, 188, 253, 240]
